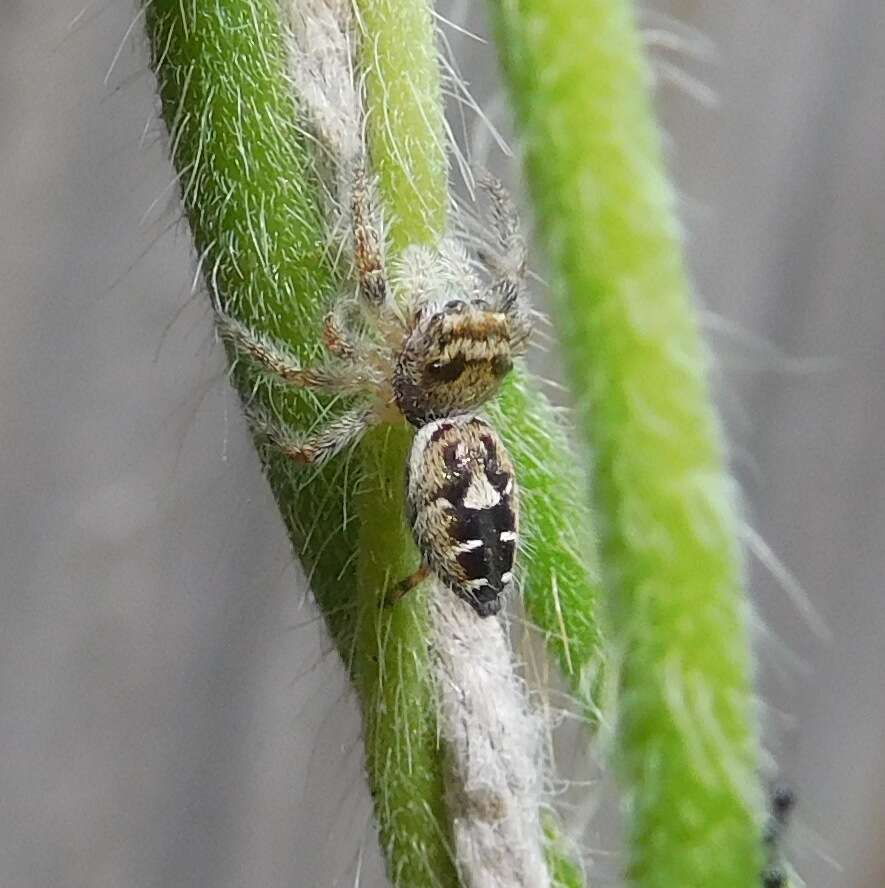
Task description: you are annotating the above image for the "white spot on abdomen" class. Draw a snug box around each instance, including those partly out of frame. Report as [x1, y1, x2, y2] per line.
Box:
[456, 539, 484, 552]
[462, 472, 501, 510]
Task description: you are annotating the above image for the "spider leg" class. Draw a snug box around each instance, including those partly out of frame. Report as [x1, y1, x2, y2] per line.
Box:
[322, 310, 358, 359]
[211, 298, 379, 393]
[475, 173, 533, 353]
[252, 403, 376, 465]
[477, 172, 528, 314]
[386, 564, 430, 607]
[350, 164, 389, 310]
[480, 172, 524, 263]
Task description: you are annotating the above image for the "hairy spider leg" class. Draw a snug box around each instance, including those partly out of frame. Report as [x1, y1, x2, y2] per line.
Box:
[476, 174, 533, 352]
[480, 173, 525, 269]
[386, 564, 431, 607]
[321, 310, 358, 359]
[350, 164, 389, 309]
[211, 302, 378, 394]
[250, 402, 377, 465]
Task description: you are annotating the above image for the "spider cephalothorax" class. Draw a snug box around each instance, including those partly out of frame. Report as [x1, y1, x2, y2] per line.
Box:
[211, 169, 530, 616]
[393, 297, 527, 426]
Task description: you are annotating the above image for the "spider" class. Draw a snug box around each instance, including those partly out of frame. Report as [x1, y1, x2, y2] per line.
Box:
[211, 170, 531, 617]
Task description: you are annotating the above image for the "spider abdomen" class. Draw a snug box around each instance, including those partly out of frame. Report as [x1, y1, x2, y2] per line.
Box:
[406, 416, 518, 617]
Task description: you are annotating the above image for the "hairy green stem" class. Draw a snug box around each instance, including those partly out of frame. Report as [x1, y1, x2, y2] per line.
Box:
[143, 0, 359, 648]
[359, 0, 448, 247]
[489, 1, 764, 887]
[144, 0, 602, 883]
[543, 814, 586, 888]
[351, 6, 456, 884]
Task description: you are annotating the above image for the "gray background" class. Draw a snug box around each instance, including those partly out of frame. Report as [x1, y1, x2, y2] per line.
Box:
[1, 1, 882, 885]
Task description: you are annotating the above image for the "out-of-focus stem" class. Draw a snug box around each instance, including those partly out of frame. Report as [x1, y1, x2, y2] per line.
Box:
[488, 1, 764, 886]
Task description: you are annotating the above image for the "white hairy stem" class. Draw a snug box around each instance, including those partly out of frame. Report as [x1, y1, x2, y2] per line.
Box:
[280, 0, 362, 206]
[429, 588, 552, 888]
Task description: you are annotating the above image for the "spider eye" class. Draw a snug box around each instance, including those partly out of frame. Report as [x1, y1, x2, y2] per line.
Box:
[426, 355, 466, 383]
[444, 299, 468, 313]
[472, 298, 492, 311]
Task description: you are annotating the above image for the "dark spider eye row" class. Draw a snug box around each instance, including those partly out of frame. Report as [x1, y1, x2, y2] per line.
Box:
[443, 298, 493, 313]
[424, 354, 512, 383]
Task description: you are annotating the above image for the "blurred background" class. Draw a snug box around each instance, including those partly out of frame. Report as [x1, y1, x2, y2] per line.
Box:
[1, 1, 883, 885]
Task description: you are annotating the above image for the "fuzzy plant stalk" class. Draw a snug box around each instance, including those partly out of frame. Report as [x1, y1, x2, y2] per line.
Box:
[143, 2, 456, 881]
[349, 1, 454, 880]
[488, 1, 764, 888]
[143, 0, 602, 884]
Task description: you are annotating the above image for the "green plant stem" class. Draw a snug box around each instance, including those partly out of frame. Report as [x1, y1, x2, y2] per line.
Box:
[144, 0, 456, 881]
[144, 0, 602, 883]
[539, 810, 586, 888]
[489, 1, 763, 887]
[489, 377, 606, 716]
[359, 0, 448, 248]
[143, 0, 357, 648]
[351, 2, 457, 883]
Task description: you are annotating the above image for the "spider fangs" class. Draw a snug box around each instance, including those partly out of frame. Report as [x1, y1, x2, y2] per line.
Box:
[211, 171, 530, 617]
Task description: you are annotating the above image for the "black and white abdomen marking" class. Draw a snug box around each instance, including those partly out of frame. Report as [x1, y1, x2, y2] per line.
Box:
[406, 415, 518, 617]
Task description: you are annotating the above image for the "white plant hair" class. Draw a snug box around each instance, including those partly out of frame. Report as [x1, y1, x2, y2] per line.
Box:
[429, 588, 552, 888]
[280, 0, 364, 221]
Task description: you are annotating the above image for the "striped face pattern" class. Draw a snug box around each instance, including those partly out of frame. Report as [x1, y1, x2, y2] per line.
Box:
[406, 416, 518, 617]
[393, 299, 521, 427]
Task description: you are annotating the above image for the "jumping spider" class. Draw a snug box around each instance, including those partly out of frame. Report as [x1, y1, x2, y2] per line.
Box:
[211, 171, 530, 617]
